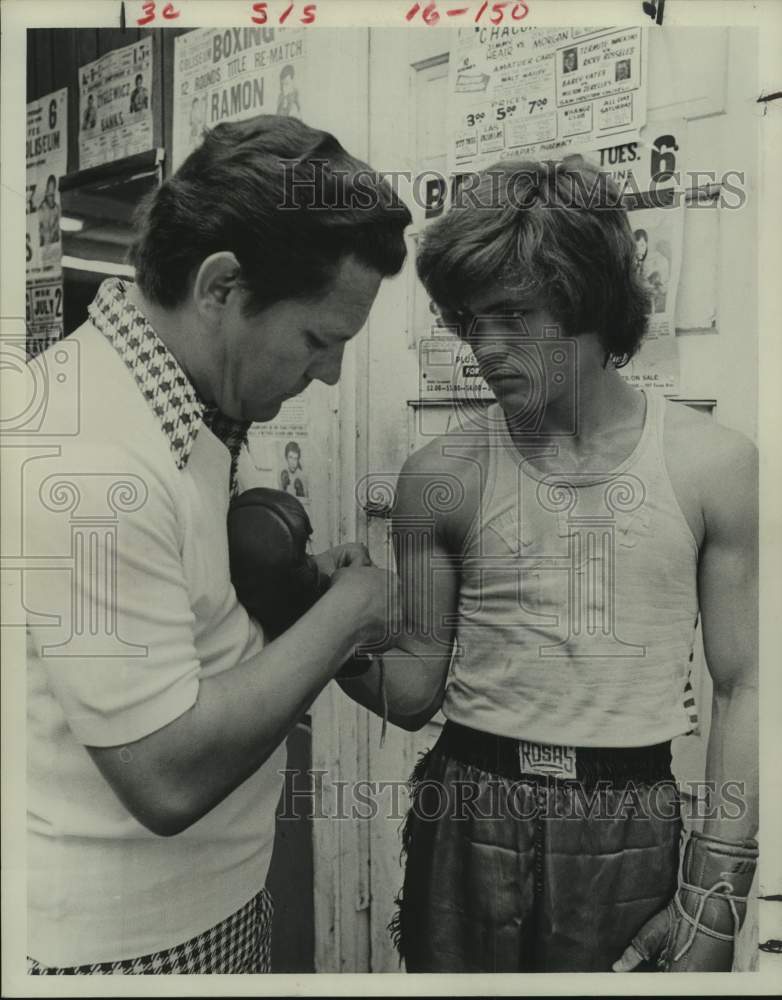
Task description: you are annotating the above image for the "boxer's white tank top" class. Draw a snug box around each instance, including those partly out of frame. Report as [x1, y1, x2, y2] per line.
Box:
[443, 389, 701, 747]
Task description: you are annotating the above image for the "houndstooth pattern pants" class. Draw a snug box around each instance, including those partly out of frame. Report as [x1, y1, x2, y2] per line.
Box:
[27, 887, 273, 975]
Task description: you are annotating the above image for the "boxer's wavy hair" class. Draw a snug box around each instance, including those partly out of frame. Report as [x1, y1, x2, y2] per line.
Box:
[417, 158, 651, 367]
[131, 115, 411, 313]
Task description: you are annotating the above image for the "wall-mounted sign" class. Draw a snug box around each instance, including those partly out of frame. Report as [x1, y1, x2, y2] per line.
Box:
[172, 27, 308, 170]
[447, 26, 647, 174]
[78, 37, 154, 169]
[26, 88, 68, 354]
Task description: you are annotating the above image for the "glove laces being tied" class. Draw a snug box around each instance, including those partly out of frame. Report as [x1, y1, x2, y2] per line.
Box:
[672, 827, 749, 963]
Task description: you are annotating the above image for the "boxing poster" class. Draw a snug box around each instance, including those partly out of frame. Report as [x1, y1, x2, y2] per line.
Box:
[26, 88, 67, 355]
[238, 396, 314, 510]
[569, 118, 687, 393]
[172, 27, 308, 170]
[78, 37, 153, 169]
[620, 196, 685, 393]
[447, 25, 647, 174]
[583, 118, 688, 200]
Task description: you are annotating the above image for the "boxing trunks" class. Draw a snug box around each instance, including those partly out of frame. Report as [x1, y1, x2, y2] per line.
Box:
[391, 721, 681, 972]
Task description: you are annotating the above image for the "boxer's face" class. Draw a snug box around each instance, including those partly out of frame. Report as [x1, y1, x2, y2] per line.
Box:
[458, 287, 575, 416]
[220, 255, 382, 421]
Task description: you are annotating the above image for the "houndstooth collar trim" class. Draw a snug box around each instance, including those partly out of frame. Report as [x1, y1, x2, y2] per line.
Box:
[88, 278, 250, 477]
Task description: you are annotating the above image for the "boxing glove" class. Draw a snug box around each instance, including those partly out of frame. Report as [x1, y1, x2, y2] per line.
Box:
[614, 829, 758, 971]
[227, 487, 372, 677]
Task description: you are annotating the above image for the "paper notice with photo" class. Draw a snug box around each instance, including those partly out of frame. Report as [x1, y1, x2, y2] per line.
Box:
[238, 396, 315, 511]
[621, 195, 686, 393]
[172, 28, 308, 170]
[447, 25, 648, 175]
[26, 88, 67, 354]
[78, 38, 154, 169]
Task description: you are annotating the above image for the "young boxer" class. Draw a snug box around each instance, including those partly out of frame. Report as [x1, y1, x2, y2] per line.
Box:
[340, 159, 758, 972]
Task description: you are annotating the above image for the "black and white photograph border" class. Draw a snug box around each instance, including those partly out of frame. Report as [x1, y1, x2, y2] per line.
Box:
[2, 0, 782, 996]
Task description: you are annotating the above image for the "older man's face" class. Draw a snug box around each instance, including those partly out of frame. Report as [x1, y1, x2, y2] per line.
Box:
[218, 255, 383, 422]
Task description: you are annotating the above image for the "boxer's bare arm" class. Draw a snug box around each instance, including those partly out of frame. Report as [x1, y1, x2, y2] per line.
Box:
[664, 405, 758, 839]
[697, 428, 758, 839]
[613, 414, 759, 972]
[338, 434, 483, 730]
[86, 566, 392, 836]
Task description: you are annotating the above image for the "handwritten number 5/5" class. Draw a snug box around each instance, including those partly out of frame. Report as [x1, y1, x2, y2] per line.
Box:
[252, 2, 318, 24]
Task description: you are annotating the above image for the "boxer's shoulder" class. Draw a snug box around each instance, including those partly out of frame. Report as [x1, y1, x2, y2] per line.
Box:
[661, 399, 757, 546]
[663, 399, 755, 477]
[395, 430, 486, 553]
[398, 428, 488, 491]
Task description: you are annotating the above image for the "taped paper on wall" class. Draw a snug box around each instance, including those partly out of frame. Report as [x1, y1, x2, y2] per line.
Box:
[447, 25, 647, 174]
[172, 27, 307, 169]
[621, 195, 686, 393]
[78, 38, 154, 169]
[238, 397, 316, 510]
[26, 88, 67, 354]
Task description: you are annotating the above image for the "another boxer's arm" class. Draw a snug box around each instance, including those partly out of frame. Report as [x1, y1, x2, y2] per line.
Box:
[338, 448, 464, 730]
[613, 431, 758, 973]
[698, 432, 758, 841]
[87, 565, 393, 836]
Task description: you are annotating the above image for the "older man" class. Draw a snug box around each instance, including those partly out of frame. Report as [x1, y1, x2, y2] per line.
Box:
[26, 115, 410, 974]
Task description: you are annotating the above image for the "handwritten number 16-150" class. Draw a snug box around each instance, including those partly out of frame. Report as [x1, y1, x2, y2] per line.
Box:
[406, 1, 530, 25]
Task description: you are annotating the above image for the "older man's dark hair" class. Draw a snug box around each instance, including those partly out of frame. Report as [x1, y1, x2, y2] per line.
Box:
[131, 115, 411, 314]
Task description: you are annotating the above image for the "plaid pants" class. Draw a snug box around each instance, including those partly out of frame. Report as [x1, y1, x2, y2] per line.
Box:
[28, 887, 273, 975]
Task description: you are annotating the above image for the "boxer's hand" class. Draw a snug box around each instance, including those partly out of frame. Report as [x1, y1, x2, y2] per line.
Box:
[331, 564, 401, 650]
[612, 830, 757, 972]
[612, 901, 691, 972]
[612, 898, 737, 972]
[313, 543, 372, 578]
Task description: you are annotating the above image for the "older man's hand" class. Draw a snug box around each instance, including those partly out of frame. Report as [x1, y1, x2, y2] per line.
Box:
[313, 543, 373, 579]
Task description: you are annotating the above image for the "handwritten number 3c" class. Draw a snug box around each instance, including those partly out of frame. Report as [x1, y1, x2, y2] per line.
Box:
[137, 2, 181, 26]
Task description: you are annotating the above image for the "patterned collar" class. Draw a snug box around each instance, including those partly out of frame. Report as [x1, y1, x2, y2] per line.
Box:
[88, 278, 250, 489]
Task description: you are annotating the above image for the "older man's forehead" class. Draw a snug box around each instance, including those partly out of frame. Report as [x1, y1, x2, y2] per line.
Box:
[315, 265, 382, 336]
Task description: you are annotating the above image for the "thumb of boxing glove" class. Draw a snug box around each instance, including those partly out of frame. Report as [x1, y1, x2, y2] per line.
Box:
[612, 830, 757, 972]
[612, 904, 673, 971]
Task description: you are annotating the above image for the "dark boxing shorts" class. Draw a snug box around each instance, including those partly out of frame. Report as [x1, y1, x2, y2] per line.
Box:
[391, 720, 682, 973]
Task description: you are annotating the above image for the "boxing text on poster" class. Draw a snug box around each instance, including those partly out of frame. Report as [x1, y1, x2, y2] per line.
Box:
[172, 27, 307, 169]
